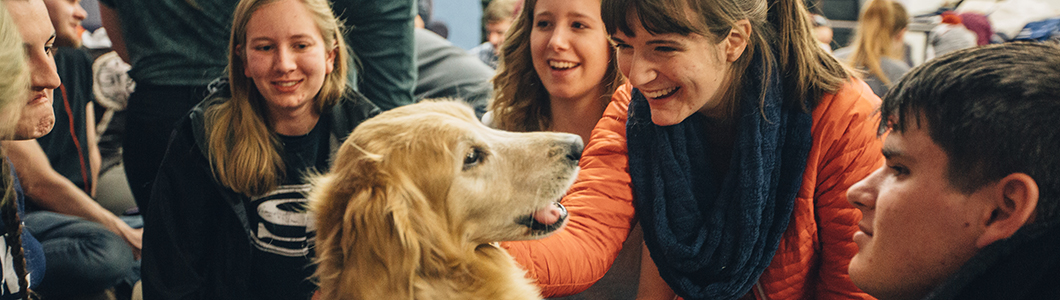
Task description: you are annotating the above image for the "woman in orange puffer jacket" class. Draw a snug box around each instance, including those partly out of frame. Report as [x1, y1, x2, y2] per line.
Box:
[502, 0, 883, 299]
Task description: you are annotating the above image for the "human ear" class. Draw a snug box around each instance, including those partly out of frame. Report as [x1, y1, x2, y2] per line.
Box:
[724, 19, 751, 62]
[236, 45, 250, 78]
[976, 173, 1039, 248]
[325, 42, 337, 74]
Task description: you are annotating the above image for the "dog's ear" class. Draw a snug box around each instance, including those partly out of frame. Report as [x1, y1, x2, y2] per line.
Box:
[311, 143, 416, 299]
[310, 142, 458, 299]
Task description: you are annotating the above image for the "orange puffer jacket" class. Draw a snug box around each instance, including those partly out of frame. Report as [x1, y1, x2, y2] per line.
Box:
[503, 80, 883, 300]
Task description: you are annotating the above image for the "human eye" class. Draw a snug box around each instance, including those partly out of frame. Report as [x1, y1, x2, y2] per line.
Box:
[572, 21, 587, 29]
[44, 44, 57, 58]
[535, 19, 552, 29]
[887, 162, 909, 177]
[654, 45, 678, 52]
[43, 36, 56, 57]
[252, 44, 273, 51]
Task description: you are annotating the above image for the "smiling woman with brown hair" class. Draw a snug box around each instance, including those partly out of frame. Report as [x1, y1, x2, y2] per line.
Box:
[488, 0, 624, 145]
[502, 0, 885, 298]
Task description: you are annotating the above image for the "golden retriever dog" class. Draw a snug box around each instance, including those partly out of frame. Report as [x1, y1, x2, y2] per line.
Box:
[309, 101, 582, 300]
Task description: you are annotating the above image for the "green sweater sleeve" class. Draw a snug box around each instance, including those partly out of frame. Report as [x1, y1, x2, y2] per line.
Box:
[332, 0, 417, 111]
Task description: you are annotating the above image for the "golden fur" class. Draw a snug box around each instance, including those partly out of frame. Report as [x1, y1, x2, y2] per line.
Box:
[310, 101, 582, 299]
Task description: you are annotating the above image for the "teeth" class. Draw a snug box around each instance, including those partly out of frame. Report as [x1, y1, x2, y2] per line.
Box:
[643, 87, 677, 98]
[276, 81, 298, 87]
[549, 61, 577, 69]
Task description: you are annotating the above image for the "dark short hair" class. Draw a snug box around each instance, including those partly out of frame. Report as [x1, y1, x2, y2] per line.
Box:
[880, 42, 1060, 221]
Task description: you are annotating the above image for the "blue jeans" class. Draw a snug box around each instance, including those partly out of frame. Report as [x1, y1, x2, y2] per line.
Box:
[23, 211, 141, 297]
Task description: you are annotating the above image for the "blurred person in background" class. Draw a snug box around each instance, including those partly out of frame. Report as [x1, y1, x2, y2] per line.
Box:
[833, 0, 911, 97]
[469, 0, 519, 69]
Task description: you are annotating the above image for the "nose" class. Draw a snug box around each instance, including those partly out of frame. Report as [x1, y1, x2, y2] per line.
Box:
[273, 47, 296, 74]
[488, 31, 504, 48]
[561, 134, 583, 164]
[847, 166, 882, 211]
[548, 27, 571, 51]
[30, 52, 61, 92]
[621, 52, 655, 87]
[75, 4, 88, 21]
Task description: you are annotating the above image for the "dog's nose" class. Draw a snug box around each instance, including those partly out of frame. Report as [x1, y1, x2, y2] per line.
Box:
[565, 135, 583, 163]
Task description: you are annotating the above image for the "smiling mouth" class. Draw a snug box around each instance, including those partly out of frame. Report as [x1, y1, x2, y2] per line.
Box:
[642, 87, 678, 99]
[549, 60, 579, 70]
[859, 224, 874, 237]
[274, 80, 301, 87]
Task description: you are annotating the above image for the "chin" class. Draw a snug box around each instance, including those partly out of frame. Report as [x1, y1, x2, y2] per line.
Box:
[14, 106, 55, 139]
[648, 109, 694, 126]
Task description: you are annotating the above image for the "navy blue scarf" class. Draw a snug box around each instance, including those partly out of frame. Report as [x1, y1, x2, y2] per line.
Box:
[627, 56, 813, 300]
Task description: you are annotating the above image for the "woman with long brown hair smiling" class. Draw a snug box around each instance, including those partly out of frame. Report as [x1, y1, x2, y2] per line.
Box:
[504, 0, 884, 298]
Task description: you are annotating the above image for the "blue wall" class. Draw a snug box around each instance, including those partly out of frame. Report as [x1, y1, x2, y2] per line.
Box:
[432, 0, 482, 50]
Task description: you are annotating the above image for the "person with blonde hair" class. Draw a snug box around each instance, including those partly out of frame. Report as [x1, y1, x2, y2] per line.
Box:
[0, 3, 43, 299]
[502, 0, 884, 298]
[834, 0, 910, 97]
[98, 0, 414, 210]
[0, 6, 28, 137]
[4, 0, 142, 297]
[142, 0, 379, 298]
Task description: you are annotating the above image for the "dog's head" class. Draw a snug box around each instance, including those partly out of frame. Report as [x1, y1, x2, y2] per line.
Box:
[310, 101, 581, 298]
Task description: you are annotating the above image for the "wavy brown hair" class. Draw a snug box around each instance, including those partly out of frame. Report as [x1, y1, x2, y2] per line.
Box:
[490, 0, 625, 132]
[205, 0, 349, 197]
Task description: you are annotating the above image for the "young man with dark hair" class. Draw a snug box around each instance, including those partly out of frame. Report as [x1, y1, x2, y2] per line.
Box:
[847, 42, 1060, 300]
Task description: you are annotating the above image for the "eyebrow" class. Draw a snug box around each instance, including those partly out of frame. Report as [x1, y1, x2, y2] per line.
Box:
[881, 147, 902, 160]
[566, 11, 594, 20]
[27, 33, 57, 48]
[646, 39, 679, 46]
[609, 35, 682, 46]
[248, 34, 315, 43]
[534, 11, 553, 19]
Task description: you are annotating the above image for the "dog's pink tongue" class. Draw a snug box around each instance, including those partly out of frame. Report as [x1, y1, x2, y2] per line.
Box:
[533, 204, 563, 225]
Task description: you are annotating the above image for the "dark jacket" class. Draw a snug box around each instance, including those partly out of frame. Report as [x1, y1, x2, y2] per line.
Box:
[141, 86, 378, 300]
[924, 221, 1060, 300]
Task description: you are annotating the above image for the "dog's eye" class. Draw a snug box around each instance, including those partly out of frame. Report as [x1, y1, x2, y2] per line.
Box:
[463, 148, 483, 170]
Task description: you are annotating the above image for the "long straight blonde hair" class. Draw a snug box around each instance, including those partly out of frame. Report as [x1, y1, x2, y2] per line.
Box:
[0, 1, 28, 139]
[205, 0, 348, 197]
[490, 0, 625, 132]
[0, 3, 33, 299]
[847, 0, 908, 86]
